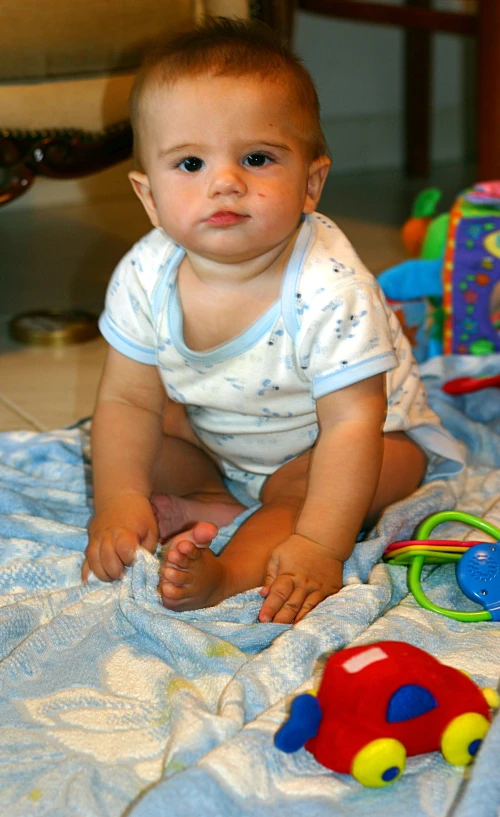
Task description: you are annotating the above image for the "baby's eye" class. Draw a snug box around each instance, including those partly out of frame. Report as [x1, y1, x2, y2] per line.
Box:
[178, 156, 203, 172]
[244, 153, 272, 168]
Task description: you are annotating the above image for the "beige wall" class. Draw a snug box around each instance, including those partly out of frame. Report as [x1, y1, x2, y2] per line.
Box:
[0, 1, 249, 131]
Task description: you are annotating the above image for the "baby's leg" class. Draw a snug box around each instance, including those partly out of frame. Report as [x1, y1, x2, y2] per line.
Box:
[151, 402, 244, 540]
[363, 430, 427, 528]
[159, 451, 309, 611]
[151, 435, 245, 540]
[159, 431, 427, 615]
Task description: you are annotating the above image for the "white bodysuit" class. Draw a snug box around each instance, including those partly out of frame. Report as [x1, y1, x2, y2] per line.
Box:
[99, 213, 465, 499]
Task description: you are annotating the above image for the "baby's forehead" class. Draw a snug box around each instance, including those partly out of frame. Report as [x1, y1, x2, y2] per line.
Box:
[147, 74, 306, 136]
[145, 70, 298, 109]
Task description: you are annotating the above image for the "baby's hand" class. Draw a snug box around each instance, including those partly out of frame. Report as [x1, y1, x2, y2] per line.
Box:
[82, 494, 159, 583]
[259, 534, 343, 624]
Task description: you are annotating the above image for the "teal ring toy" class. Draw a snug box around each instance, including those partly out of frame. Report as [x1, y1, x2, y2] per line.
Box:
[384, 511, 500, 622]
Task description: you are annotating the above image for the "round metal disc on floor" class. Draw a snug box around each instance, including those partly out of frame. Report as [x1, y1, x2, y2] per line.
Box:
[9, 309, 99, 346]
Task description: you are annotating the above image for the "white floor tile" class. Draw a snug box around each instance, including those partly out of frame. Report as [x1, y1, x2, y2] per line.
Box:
[0, 395, 40, 432]
[0, 337, 107, 430]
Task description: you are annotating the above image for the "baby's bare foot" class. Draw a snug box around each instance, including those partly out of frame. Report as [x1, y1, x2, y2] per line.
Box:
[159, 522, 231, 611]
[151, 492, 244, 542]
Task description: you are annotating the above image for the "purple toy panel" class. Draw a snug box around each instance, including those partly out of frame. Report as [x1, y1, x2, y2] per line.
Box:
[451, 215, 500, 354]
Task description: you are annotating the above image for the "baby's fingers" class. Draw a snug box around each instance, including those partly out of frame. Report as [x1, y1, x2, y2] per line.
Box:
[84, 533, 125, 582]
[258, 575, 299, 623]
[114, 530, 142, 567]
[293, 590, 328, 624]
[271, 587, 312, 625]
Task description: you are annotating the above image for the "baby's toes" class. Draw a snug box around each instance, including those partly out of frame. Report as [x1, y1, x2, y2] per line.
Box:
[176, 539, 204, 560]
[163, 543, 193, 569]
[162, 564, 190, 586]
[160, 580, 189, 603]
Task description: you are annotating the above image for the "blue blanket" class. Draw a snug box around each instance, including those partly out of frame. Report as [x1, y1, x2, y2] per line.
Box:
[1, 355, 499, 817]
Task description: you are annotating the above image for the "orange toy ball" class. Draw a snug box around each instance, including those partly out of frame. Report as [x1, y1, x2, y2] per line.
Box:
[401, 217, 431, 258]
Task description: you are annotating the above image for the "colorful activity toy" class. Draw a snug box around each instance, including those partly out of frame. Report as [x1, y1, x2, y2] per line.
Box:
[443, 182, 500, 355]
[378, 181, 500, 361]
[383, 510, 500, 621]
[275, 640, 499, 787]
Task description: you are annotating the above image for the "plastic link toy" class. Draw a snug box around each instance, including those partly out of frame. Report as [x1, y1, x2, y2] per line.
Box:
[442, 374, 500, 395]
[383, 511, 500, 621]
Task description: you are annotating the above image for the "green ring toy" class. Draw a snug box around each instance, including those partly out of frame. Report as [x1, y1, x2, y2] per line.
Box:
[383, 511, 500, 622]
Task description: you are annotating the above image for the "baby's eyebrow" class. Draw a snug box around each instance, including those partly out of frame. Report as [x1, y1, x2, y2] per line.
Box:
[157, 140, 293, 160]
[252, 141, 292, 152]
[157, 144, 196, 159]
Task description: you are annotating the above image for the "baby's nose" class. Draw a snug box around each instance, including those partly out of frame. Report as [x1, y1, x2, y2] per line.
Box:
[208, 165, 246, 197]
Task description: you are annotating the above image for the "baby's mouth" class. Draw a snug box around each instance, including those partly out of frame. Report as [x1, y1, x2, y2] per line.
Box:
[205, 211, 248, 226]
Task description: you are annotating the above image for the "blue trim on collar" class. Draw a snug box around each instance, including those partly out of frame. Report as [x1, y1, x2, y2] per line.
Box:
[281, 216, 314, 343]
[151, 245, 185, 323]
[167, 222, 313, 364]
[169, 284, 281, 364]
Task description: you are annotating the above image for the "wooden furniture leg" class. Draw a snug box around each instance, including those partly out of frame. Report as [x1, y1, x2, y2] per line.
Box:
[296, 0, 482, 178]
[405, 0, 432, 177]
[476, 0, 500, 181]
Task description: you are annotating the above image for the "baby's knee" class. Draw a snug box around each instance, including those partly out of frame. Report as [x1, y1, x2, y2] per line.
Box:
[260, 450, 312, 504]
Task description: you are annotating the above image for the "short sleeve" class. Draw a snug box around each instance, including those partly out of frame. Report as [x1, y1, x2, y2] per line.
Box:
[298, 278, 399, 400]
[98, 245, 159, 365]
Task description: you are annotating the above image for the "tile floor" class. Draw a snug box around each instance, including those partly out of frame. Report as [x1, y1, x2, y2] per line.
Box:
[0, 160, 474, 432]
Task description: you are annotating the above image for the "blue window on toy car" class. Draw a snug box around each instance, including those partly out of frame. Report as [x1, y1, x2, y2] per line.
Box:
[386, 684, 438, 723]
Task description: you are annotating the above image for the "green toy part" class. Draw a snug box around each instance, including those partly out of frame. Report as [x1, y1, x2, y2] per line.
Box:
[411, 187, 442, 220]
[420, 212, 449, 261]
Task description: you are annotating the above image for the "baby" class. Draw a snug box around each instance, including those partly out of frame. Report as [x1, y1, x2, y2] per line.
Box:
[83, 18, 464, 624]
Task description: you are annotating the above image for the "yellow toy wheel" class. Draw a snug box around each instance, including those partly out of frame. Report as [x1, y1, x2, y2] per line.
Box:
[351, 738, 406, 788]
[441, 713, 490, 765]
[482, 687, 500, 710]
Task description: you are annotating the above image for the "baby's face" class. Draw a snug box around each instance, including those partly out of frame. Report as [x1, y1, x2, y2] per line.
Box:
[134, 74, 325, 264]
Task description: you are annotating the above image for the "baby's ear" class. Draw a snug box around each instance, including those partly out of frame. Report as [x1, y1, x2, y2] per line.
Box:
[303, 156, 331, 215]
[128, 171, 161, 227]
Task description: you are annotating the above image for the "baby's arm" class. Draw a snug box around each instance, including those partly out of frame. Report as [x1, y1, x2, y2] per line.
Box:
[82, 346, 167, 582]
[259, 374, 387, 623]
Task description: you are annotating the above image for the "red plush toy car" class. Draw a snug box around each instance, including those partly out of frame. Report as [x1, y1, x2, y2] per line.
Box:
[275, 641, 499, 787]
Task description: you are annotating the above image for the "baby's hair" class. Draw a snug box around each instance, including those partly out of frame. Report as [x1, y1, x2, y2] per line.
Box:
[130, 17, 328, 168]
